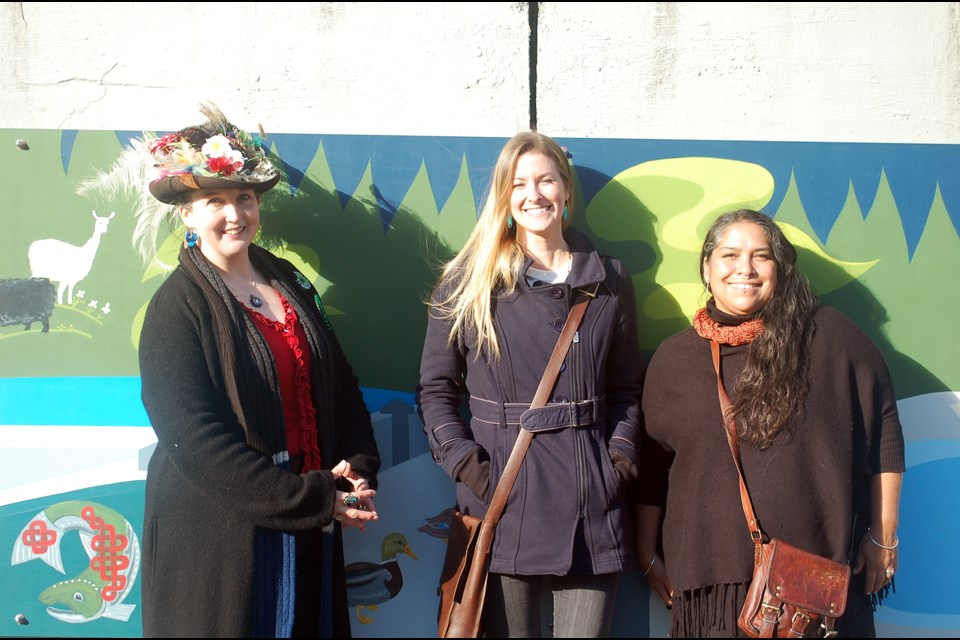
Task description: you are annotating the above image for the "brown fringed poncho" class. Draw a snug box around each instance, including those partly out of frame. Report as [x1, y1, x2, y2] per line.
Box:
[637, 304, 904, 637]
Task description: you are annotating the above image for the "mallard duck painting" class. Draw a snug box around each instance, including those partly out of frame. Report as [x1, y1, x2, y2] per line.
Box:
[345, 531, 417, 624]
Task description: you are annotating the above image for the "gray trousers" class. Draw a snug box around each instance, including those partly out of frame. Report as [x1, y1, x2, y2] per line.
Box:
[481, 572, 620, 638]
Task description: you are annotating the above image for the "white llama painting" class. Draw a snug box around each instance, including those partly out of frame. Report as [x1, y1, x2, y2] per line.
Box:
[28, 210, 116, 305]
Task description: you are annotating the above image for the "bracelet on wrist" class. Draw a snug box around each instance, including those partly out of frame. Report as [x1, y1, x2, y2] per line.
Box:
[643, 555, 657, 576]
[867, 528, 899, 550]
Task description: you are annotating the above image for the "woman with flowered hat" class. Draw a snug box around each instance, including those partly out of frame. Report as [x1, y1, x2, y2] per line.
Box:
[112, 104, 381, 637]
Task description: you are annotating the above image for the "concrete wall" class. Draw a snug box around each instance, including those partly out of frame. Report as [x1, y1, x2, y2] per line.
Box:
[538, 2, 960, 142]
[2, 2, 958, 142]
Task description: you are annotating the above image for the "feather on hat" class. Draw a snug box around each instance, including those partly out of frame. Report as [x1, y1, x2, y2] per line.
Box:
[78, 102, 281, 266]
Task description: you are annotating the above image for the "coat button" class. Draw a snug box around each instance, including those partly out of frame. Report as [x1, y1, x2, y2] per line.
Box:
[552, 319, 564, 332]
[549, 287, 563, 299]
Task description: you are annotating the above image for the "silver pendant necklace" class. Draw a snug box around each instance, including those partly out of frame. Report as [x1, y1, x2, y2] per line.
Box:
[225, 281, 263, 308]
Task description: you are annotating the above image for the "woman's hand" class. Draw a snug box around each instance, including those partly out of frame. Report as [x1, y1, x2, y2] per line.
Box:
[641, 554, 674, 608]
[332, 459, 378, 529]
[635, 505, 672, 607]
[856, 472, 902, 594]
[854, 529, 898, 594]
[334, 489, 378, 530]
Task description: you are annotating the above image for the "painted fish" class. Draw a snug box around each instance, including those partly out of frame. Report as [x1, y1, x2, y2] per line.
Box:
[11, 500, 140, 623]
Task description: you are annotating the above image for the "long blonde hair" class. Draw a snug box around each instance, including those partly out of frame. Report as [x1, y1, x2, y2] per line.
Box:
[430, 131, 574, 359]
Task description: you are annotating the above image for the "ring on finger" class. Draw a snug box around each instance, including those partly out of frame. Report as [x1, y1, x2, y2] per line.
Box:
[343, 493, 360, 507]
[885, 567, 895, 578]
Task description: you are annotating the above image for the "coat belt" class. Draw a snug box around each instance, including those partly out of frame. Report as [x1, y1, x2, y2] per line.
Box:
[469, 395, 606, 432]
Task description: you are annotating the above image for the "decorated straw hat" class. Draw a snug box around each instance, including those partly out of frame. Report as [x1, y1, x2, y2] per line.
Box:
[144, 104, 280, 204]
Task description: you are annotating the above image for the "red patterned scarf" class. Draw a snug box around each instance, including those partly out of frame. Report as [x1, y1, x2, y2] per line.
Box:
[693, 306, 764, 345]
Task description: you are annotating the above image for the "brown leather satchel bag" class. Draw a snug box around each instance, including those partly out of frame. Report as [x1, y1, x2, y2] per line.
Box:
[437, 510, 488, 637]
[738, 538, 850, 638]
[710, 341, 851, 638]
[436, 291, 592, 638]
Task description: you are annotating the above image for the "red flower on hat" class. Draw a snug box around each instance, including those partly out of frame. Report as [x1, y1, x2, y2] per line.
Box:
[206, 155, 243, 176]
[148, 132, 182, 154]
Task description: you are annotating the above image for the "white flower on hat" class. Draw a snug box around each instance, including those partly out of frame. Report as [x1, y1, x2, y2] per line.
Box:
[201, 134, 243, 163]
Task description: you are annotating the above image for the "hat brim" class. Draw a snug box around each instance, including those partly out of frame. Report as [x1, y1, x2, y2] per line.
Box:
[149, 173, 281, 205]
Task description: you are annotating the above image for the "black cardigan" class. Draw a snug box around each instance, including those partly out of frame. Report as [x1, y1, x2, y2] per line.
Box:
[139, 245, 379, 637]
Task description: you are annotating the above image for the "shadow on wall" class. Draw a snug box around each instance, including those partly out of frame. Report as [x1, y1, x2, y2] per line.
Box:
[817, 271, 949, 399]
[569, 163, 686, 366]
[258, 168, 459, 400]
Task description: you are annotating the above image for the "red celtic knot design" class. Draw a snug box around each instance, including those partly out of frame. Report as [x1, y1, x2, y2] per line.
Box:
[81, 505, 129, 603]
[21, 520, 57, 554]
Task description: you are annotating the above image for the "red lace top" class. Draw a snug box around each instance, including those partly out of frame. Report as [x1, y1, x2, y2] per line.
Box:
[244, 290, 322, 472]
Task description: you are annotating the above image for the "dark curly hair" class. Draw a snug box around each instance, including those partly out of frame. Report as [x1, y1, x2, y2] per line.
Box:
[700, 209, 820, 448]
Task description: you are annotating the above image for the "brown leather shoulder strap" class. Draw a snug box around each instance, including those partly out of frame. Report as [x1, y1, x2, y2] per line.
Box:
[483, 291, 591, 526]
[710, 340, 763, 546]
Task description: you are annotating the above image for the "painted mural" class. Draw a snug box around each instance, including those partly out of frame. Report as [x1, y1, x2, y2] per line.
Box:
[0, 129, 957, 637]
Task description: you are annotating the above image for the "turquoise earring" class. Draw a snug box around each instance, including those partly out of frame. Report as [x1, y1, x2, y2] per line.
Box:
[563, 206, 568, 222]
[185, 229, 198, 248]
[507, 215, 514, 229]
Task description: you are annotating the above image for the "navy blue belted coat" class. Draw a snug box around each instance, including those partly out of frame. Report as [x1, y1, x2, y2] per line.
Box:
[418, 229, 643, 576]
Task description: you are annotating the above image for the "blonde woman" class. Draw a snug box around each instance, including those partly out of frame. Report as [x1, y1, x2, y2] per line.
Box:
[418, 131, 643, 637]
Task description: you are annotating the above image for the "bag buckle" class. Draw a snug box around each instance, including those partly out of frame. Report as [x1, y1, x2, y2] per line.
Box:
[751, 532, 763, 564]
[789, 610, 814, 637]
[761, 601, 781, 624]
